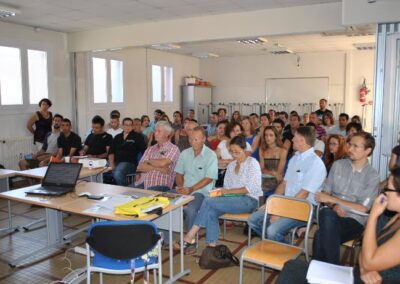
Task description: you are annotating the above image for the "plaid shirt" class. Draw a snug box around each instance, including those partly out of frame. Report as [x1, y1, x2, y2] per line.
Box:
[136, 141, 180, 189]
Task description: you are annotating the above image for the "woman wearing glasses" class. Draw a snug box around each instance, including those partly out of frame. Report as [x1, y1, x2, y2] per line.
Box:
[179, 135, 262, 255]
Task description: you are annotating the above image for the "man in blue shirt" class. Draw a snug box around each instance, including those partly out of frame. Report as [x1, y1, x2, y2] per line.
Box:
[207, 112, 219, 137]
[247, 126, 326, 243]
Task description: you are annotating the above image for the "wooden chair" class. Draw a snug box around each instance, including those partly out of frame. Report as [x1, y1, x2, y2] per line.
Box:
[239, 195, 313, 284]
[219, 213, 252, 246]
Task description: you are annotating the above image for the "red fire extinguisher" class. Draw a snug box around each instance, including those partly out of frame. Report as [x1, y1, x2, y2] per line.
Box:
[359, 78, 369, 105]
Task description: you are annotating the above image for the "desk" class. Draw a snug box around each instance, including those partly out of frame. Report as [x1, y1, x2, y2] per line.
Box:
[0, 169, 19, 235]
[0, 182, 193, 283]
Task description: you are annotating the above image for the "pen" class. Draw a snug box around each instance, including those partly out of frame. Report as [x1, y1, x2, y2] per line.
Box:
[380, 196, 385, 204]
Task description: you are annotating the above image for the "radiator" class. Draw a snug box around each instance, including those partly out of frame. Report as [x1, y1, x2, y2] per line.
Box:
[0, 137, 35, 170]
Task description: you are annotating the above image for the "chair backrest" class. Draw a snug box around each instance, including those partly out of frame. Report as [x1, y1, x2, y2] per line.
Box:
[86, 220, 160, 260]
[266, 195, 312, 222]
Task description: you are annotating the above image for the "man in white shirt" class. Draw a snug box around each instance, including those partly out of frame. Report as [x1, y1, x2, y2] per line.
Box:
[328, 113, 349, 137]
[107, 114, 123, 138]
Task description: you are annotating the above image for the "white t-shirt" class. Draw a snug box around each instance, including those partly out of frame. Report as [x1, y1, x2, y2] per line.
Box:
[107, 128, 123, 138]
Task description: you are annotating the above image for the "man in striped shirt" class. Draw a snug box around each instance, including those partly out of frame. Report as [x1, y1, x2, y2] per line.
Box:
[136, 121, 180, 192]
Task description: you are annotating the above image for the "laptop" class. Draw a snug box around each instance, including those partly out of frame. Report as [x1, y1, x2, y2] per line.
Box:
[26, 163, 82, 196]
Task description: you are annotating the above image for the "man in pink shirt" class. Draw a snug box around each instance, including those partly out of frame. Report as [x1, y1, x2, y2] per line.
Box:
[136, 121, 180, 192]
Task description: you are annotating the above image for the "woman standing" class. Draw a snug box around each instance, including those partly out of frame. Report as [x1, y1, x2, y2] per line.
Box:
[259, 126, 287, 193]
[27, 98, 53, 150]
[181, 135, 262, 254]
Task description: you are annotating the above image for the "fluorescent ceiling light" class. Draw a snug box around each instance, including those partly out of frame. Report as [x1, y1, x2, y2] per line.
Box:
[0, 4, 20, 18]
[192, 52, 219, 59]
[237, 37, 268, 45]
[151, 43, 181, 50]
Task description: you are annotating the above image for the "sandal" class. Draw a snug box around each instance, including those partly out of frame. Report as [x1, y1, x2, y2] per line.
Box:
[172, 240, 197, 255]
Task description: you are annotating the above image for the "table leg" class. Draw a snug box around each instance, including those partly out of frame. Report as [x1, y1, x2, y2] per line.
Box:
[0, 177, 19, 236]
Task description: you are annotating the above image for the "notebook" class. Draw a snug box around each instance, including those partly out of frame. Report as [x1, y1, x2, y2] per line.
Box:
[306, 260, 354, 284]
[26, 163, 82, 196]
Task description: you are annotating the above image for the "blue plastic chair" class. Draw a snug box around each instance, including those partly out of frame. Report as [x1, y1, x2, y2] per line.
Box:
[85, 220, 162, 284]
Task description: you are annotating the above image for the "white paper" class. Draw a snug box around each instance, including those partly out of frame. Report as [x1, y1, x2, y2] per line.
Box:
[306, 260, 354, 284]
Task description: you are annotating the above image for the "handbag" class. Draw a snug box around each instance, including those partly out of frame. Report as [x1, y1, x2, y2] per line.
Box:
[198, 245, 239, 269]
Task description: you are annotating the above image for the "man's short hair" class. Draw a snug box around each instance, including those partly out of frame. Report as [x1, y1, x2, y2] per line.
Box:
[110, 110, 120, 118]
[217, 108, 226, 114]
[297, 126, 316, 147]
[62, 118, 71, 125]
[156, 121, 173, 135]
[123, 117, 133, 124]
[154, 109, 163, 115]
[249, 113, 259, 118]
[110, 114, 120, 120]
[211, 112, 218, 116]
[320, 98, 327, 103]
[352, 132, 375, 156]
[346, 122, 362, 133]
[192, 126, 206, 137]
[53, 114, 63, 120]
[290, 113, 301, 121]
[280, 111, 289, 119]
[39, 98, 52, 107]
[189, 109, 195, 113]
[92, 115, 105, 126]
[260, 113, 270, 119]
[269, 109, 276, 114]
[339, 113, 350, 121]
[272, 118, 285, 129]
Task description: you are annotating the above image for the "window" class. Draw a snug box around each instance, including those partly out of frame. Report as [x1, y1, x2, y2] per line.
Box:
[92, 57, 124, 104]
[28, 49, 48, 105]
[0, 46, 23, 105]
[152, 65, 173, 103]
[0, 45, 49, 107]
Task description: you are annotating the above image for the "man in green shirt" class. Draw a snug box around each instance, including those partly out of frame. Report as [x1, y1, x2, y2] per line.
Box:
[175, 126, 218, 238]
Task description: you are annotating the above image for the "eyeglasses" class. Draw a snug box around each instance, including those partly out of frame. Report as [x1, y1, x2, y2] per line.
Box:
[381, 187, 399, 194]
[229, 150, 243, 156]
[348, 142, 365, 149]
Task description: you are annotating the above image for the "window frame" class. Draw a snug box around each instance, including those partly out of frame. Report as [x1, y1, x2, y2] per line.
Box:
[89, 53, 125, 108]
[151, 64, 174, 104]
[0, 40, 52, 114]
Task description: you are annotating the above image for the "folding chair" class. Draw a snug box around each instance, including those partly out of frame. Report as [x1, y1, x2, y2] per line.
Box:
[86, 220, 162, 284]
[219, 213, 252, 246]
[239, 195, 313, 284]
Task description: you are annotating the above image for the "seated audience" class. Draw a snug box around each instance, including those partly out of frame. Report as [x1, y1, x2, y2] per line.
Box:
[218, 107, 227, 121]
[19, 114, 63, 169]
[271, 118, 285, 139]
[136, 121, 180, 192]
[187, 109, 195, 120]
[215, 122, 252, 187]
[351, 115, 361, 124]
[277, 167, 400, 284]
[79, 115, 113, 159]
[346, 122, 363, 139]
[389, 141, 400, 170]
[56, 118, 82, 160]
[132, 118, 148, 143]
[306, 122, 325, 157]
[268, 109, 276, 123]
[207, 112, 219, 137]
[180, 135, 262, 253]
[108, 118, 146, 186]
[242, 116, 258, 160]
[259, 126, 287, 193]
[309, 112, 326, 140]
[173, 126, 218, 254]
[149, 109, 163, 130]
[278, 111, 289, 126]
[249, 113, 260, 133]
[282, 113, 301, 158]
[248, 127, 326, 242]
[302, 112, 309, 125]
[231, 110, 241, 123]
[106, 114, 123, 138]
[328, 112, 349, 137]
[313, 132, 380, 264]
[207, 120, 229, 150]
[260, 113, 270, 130]
[324, 134, 348, 173]
[172, 111, 183, 132]
[322, 111, 335, 133]
[26, 98, 53, 151]
[175, 119, 198, 152]
[141, 115, 154, 147]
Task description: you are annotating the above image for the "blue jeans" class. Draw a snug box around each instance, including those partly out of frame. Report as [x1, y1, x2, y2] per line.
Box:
[113, 162, 136, 186]
[247, 209, 306, 243]
[312, 207, 364, 264]
[135, 183, 170, 192]
[194, 195, 258, 244]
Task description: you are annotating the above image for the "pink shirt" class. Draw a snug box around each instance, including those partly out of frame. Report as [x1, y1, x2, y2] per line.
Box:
[136, 141, 180, 189]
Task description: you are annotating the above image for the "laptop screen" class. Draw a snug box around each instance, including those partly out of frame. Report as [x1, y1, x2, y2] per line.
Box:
[42, 163, 82, 187]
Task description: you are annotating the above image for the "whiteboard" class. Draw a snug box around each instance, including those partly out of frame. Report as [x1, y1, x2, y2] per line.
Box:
[265, 77, 329, 105]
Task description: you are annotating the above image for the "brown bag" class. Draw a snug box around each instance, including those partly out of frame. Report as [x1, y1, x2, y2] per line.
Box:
[198, 245, 239, 269]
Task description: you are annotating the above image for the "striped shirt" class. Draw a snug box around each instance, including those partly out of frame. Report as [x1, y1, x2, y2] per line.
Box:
[136, 141, 180, 189]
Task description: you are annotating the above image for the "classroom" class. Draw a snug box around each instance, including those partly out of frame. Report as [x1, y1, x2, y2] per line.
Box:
[1, 0, 400, 283]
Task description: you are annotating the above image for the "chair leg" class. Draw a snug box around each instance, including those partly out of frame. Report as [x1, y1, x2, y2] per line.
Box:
[196, 232, 199, 248]
[153, 268, 157, 284]
[260, 266, 265, 284]
[86, 244, 91, 284]
[239, 257, 244, 284]
[99, 272, 103, 284]
[223, 220, 226, 239]
[248, 226, 251, 246]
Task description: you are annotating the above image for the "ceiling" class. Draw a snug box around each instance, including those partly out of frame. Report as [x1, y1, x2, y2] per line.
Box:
[0, 0, 340, 33]
[169, 31, 376, 58]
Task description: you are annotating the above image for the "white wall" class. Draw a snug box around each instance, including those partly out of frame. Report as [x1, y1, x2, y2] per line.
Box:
[200, 50, 375, 130]
[75, 48, 199, 136]
[0, 21, 71, 139]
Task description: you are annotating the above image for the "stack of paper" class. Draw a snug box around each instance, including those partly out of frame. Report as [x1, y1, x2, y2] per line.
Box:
[306, 260, 354, 284]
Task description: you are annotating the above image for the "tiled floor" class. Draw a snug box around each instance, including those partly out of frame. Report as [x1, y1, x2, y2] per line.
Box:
[1, 180, 350, 284]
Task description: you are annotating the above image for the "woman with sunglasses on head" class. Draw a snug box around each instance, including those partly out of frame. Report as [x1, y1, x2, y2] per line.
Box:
[179, 135, 262, 254]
